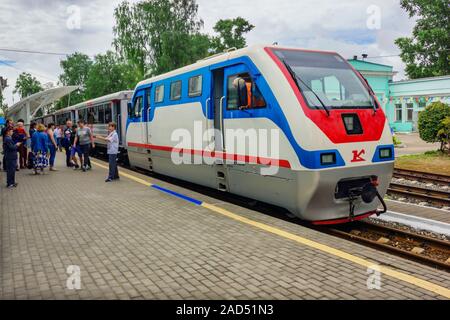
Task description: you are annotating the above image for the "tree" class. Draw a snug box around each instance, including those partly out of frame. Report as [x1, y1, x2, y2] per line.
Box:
[210, 17, 255, 53]
[113, 0, 210, 77]
[418, 101, 450, 151]
[13, 72, 43, 99]
[84, 51, 140, 99]
[395, 0, 450, 79]
[113, 1, 255, 76]
[437, 116, 450, 153]
[58, 52, 93, 108]
[0, 91, 8, 118]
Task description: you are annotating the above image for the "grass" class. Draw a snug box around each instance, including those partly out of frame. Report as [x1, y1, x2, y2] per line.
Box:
[395, 150, 450, 175]
[393, 135, 402, 146]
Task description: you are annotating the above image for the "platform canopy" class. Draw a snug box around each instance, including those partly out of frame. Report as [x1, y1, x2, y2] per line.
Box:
[7, 86, 79, 125]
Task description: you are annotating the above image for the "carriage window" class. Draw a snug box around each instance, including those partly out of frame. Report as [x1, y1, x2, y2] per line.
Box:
[155, 85, 164, 103]
[78, 109, 87, 122]
[188, 75, 202, 97]
[132, 96, 143, 118]
[170, 80, 182, 101]
[104, 104, 112, 123]
[87, 107, 96, 125]
[97, 105, 105, 124]
[227, 73, 266, 110]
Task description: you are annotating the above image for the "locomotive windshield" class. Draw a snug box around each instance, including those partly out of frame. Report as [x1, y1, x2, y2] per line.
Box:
[273, 49, 374, 109]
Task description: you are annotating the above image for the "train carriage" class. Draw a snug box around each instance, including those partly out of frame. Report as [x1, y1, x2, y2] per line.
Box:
[31, 91, 132, 161]
[125, 45, 395, 224]
[54, 106, 77, 126]
[34, 114, 56, 126]
[72, 91, 132, 160]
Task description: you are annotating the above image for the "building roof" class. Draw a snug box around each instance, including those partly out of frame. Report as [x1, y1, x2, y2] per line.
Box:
[391, 74, 450, 85]
[7, 86, 79, 118]
[347, 59, 394, 73]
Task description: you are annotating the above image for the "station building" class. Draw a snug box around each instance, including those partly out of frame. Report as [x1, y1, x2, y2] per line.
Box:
[348, 58, 450, 132]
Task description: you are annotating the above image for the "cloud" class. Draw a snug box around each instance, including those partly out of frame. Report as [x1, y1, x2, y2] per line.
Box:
[0, 0, 415, 105]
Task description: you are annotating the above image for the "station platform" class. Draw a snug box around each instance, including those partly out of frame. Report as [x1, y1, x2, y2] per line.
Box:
[1, 153, 449, 300]
[385, 199, 450, 224]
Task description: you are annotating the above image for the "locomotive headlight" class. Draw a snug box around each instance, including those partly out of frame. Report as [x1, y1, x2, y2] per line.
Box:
[343, 115, 354, 131]
[321, 153, 336, 165]
[342, 114, 363, 135]
[379, 147, 392, 159]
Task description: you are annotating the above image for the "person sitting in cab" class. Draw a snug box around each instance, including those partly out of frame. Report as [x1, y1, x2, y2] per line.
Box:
[233, 75, 266, 110]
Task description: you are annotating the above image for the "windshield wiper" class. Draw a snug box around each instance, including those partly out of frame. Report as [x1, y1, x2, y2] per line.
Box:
[282, 59, 330, 117]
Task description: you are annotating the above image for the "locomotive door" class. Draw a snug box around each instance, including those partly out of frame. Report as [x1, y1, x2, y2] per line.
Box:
[144, 87, 152, 145]
[210, 64, 250, 152]
[211, 68, 224, 152]
[221, 64, 253, 152]
[129, 90, 145, 145]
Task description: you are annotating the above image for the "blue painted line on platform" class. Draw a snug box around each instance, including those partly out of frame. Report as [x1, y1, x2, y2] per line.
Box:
[151, 184, 203, 206]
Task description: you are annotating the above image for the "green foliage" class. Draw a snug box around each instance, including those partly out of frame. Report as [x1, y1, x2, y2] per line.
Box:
[85, 51, 140, 100]
[113, 0, 207, 77]
[13, 72, 43, 99]
[58, 52, 93, 109]
[210, 17, 255, 53]
[418, 102, 450, 150]
[53, 0, 255, 109]
[393, 135, 402, 146]
[437, 116, 450, 152]
[113, 0, 254, 76]
[395, 0, 450, 79]
[0, 91, 8, 117]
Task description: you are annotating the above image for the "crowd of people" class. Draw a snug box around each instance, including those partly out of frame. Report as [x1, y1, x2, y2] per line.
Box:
[1, 118, 120, 188]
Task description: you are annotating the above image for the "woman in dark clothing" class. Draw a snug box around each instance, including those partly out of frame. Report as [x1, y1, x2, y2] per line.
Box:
[29, 122, 37, 139]
[3, 127, 21, 188]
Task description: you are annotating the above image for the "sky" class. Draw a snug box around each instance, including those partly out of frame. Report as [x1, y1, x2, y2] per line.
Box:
[0, 0, 416, 106]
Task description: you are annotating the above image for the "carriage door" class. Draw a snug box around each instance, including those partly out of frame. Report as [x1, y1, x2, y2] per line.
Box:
[113, 100, 122, 143]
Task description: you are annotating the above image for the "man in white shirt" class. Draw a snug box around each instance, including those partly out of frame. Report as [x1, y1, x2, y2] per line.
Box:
[97, 122, 120, 182]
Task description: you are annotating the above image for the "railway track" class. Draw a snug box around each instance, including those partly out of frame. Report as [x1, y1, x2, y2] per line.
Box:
[393, 168, 450, 186]
[327, 221, 450, 270]
[92, 154, 450, 269]
[387, 182, 450, 208]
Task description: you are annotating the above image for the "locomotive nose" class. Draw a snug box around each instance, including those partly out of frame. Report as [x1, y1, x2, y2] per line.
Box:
[335, 175, 387, 220]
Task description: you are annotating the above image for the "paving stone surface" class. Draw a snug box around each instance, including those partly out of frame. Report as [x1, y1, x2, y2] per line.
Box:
[1, 153, 449, 300]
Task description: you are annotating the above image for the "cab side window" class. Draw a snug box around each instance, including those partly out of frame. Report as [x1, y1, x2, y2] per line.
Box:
[132, 96, 143, 118]
[227, 73, 266, 110]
